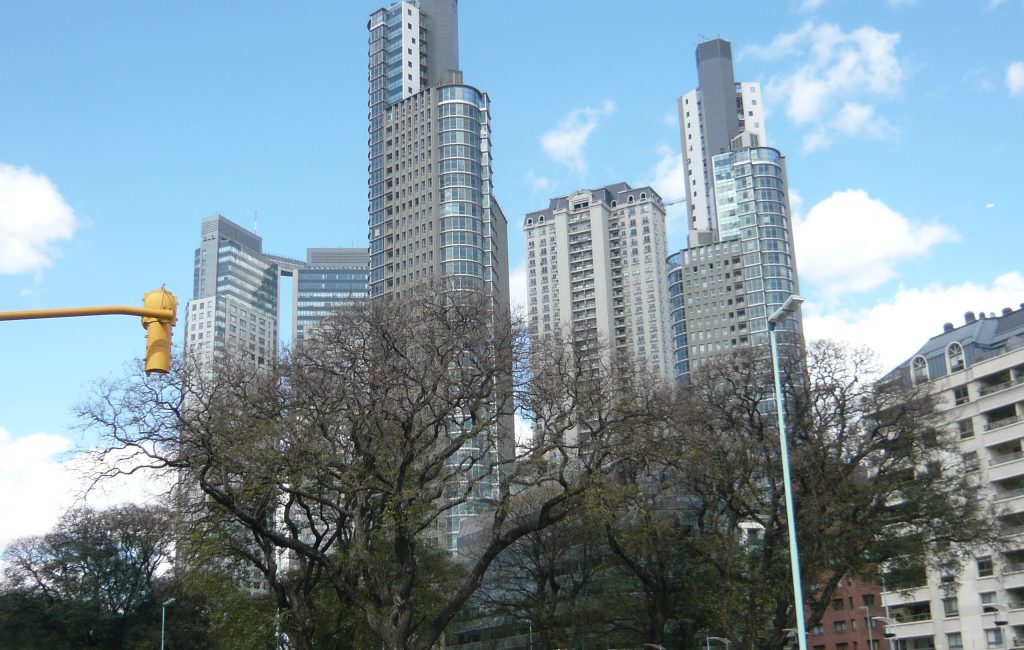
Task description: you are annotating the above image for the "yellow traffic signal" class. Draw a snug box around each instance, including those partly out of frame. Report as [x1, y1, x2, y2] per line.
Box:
[142, 288, 178, 374]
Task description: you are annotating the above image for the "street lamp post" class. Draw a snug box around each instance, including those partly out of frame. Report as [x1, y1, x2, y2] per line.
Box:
[768, 294, 807, 650]
[872, 615, 899, 650]
[861, 606, 875, 650]
[161, 598, 176, 650]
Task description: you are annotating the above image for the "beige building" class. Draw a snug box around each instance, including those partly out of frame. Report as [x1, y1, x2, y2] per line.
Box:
[524, 182, 674, 381]
[884, 305, 1024, 650]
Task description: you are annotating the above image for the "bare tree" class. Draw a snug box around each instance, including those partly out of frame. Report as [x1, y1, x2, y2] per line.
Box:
[79, 287, 659, 649]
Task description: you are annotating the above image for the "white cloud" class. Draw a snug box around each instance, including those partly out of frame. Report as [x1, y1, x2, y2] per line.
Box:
[1007, 61, 1024, 96]
[0, 427, 169, 553]
[643, 145, 687, 241]
[0, 164, 77, 275]
[795, 189, 958, 295]
[800, 0, 828, 11]
[804, 272, 1024, 370]
[540, 100, 616, 173]
[525, 169, 554, 194]
[747, 23, 902, 150]
[508, 261, 528, 313]
[986, 203, 996, 208]
[804, 102, 896, 151]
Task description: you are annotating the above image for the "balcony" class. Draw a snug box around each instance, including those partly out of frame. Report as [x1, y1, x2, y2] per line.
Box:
[987, 414, 1024, 432]
[980, 376, 1024, 397]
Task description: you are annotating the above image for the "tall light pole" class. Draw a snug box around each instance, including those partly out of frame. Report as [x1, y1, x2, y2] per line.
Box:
[861, 606, 875, 650]
[768, 294, 807, 650]
[161, 597, 176, 650]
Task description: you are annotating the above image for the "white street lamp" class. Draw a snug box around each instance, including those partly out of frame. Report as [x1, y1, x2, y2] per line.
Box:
[161, 597, 176, 650]
[767, 294, 807, 650]
[707, 635, 732, 650]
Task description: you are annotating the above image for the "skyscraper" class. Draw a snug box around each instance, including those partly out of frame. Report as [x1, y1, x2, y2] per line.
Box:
[677, 39, 766, 248]
[524, 183, 674, 381]
[184, 215, 368, 365]
[367, 0, 509, 309]
[669, 39, 801, 378]
[366, 1, 512, 552]
[186, 215, 280, 368]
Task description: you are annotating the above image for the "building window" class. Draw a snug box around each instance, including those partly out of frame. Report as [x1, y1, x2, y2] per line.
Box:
[911, 356, 928, 384]
[953, 385, 970, 405]
[943, 597, 959, 617]
[978, 556, 994, 577]
[947, 634, 963, 650]
[964, 451, 980, 472]
[863, 594, 876, 606]
[981, 592, 997, 605]
[947, 342, 966, 372]
[958, 419, 975, 439]
[812, 624, 824, 635]
[987, 629, 1004, 649]
[834, 621, 847, 633]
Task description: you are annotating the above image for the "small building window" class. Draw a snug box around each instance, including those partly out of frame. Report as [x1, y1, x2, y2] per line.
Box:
[947, 342, 966, 372]
[943, 597, 960, 617]
[911, 356, 928, 384]
[978, 556, 994, 577]
[953, 385, 969, 405]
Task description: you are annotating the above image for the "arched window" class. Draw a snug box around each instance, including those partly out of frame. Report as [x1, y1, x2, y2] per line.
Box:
[627, 195, 634, 203]
[911, 356, 929, 385]
[538, 215, 545, 224]
[525, 218, 533, 226]
[947, 342, 965, 372]
[640, 192, 647, 200]
[611, 200, 617, 207]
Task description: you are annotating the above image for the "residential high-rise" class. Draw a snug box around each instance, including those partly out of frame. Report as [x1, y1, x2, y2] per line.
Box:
[881, 306, 1024, 650]
[367, 0, 509, 309]
[669, 39, 800, 378]
[366, 1, 512, 552]
[184, 215, 368, 364]
[524, 183, 674, 381]
[677, 38, 766, 247]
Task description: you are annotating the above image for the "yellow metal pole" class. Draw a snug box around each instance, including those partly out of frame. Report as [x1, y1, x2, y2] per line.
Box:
[0, 305, 174, 321]
[0, 288, 179, 374]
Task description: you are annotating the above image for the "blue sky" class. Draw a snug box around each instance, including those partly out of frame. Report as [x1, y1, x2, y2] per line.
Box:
[1, 0, 1022, 546]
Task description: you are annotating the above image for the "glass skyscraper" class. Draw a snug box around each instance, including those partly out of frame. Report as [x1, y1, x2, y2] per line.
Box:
[669, 40, 802, 377]
[366, 0, 512, 552]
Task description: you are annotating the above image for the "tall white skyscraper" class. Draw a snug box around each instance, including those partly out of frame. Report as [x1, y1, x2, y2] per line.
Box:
[525, 183, 674, 381]
[677, 39, 766, 247]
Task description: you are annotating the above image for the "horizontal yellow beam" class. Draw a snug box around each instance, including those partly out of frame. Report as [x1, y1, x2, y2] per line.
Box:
[0, 306, 175, 322]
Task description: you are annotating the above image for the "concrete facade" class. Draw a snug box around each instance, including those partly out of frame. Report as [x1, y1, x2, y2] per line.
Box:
[883, 306, 1024, 650]
[524, 183, 674, 381]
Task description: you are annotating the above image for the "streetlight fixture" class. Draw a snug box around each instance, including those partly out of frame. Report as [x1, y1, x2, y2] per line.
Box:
[767, 294, 807, 650]
[872, 615, 899, 650]
[984, 603, 1010, 650]
[707, 635, 732, 650]
[161, 597, 176, 650]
